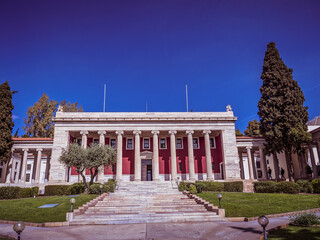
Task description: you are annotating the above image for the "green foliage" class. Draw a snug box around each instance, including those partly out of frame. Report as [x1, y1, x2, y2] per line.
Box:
[188, 184, 197, 194]
[0, 187, 39, 199]
[67, 183, 85, 195]
[178, 181, 188, 191]
[258, 42, 311, 180]
[88, 180, 116, 194]
[311, 179, 320, 193]
[254, 181, 278, 193]
[244, 119, 261, 137]
[44, 185, 70, 196]
[290, 213, 319, 226]
[0, 81, 16, 163]
[277, 181, 300, 194]
[235, 129, 244, 137]
[296, 180, 313, 193]
[23, 94, 84, 138]
[224, 181, 243, 192]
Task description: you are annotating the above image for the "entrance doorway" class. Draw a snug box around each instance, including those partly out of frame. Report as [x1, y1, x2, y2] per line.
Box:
[141, 159, 152, 181]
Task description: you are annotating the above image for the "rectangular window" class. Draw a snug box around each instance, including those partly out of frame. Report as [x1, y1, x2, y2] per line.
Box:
[14, 172, 17, 181]
[176, 138, 183, 149]
[15, 162, 18, 170]
[26, 173, 30, 182]
[160, 138, 167, 149]
[27, 164, 32, 171]
[210, 138, 216, 148]
[179, 162, 182, 172]
[126, 138, 133, 149]
[143, 138, 150, 149]
[110, 139, 116, 149]
[111, 164, 115, 173]
[193, 138, 199, 149]
[256, 161, 261, 169]
[93, 139, 99, 145]
[212, 162, 215, 171]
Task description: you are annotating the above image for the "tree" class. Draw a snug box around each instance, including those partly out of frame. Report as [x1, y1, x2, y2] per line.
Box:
[23, 94, 84, 138]
[244, 119, 262, 137]
[0, 81, 16, 163]
[235, 129, 244, 136]
[258, 42, 311, 180]
[23, 93, 58, 138]
[59, 143, 117, 191]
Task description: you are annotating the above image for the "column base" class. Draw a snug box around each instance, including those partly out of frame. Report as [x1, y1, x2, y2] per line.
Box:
[134, 179, 141, 182]
[207, 177, 214, 181]
[153, 178, 161, 182]
[189, 178, 196, 182]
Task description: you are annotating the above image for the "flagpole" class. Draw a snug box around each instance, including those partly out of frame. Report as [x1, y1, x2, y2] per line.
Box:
[103, 83, 106, 112]
[186, 84, 189, 112]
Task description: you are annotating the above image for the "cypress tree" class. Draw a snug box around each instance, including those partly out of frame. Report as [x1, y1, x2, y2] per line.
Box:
[0, 81, 15, 163]
[244, 119, 262, 137]
[258, 42, 310, 180]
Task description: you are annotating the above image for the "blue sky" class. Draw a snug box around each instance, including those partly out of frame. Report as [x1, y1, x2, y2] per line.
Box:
[1, 0, 319, 135]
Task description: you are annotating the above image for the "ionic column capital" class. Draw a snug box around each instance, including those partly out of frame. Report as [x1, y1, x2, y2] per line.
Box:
[133, 130, 142, 135]
[203, 130, 211, 135]
[36, 148, 43, 152]
[169, 130, 177, 135]
[98, 130, 106, 135]
[186, 130, 194, 135]
[151, 130, 160, 135]
[22, 148, 29, 152]
[246, 146, 252, 150]
[115, 130, 124, 135]
[80, 130, 88, 136]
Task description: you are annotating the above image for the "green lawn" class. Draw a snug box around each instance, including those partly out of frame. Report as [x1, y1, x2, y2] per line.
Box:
[268, 226, 320, 240]
[0, 194, 97, 223]
[197, 192, 320, 218]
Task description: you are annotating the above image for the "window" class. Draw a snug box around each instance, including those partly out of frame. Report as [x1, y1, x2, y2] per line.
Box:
[111, 164, 115, 173]
[160, 138, 167, 149]
[179, 162, 182, 172]
[27, 164, 32, 171]
[193, 138, 199, 149]
[126, 138, 133, 149]
[26, 173, 30, 182]
[257, 170, 262, 178]
[15, 162, 18, 170]
[93, 139, 99, 145]
[176, 138, 183, 149]
[14, 172, 17, 181]
[212, 162, 215, 171]
[210, 138, 216, 148]
[110, 139, 116, 149]
[143, 138, 150, 149]
[256, 161, 261, 169]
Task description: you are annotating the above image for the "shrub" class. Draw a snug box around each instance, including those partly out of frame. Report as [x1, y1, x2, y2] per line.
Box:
[44, 185, 69, 196]
[277, 181, 300, 194]
[224, 181, 243, 192]
[88, 184, 101, 194]
[178, 181, 188, 191]
[311, 179, 320, 194]
[88, 180, 116, 194]
[67, 183, 85, 195]
[254, 181, 278, 193]
[0, 187, 21, 199]
[195, 182, 205, 193]
[189, 184, 197, 194]
[201, 181, 224, 192]
[296, 180, 313, 193]
[290, 213, 320, 226]
[19, 188, 33, 198]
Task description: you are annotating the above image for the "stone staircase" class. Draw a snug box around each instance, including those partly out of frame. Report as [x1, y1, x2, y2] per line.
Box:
[69, 181, 222, 225]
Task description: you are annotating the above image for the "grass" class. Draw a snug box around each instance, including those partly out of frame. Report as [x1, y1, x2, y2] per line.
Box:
[0, 194, 98, 223]
[268, 226, 320, 240]
[197, 192, 320, 218]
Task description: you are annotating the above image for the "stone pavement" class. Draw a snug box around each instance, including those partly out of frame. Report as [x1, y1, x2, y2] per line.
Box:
[0, 216, 291, 240]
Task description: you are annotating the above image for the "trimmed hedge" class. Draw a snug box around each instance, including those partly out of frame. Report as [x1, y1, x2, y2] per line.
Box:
[297, 180, 313, 193]
[88, 180, 116, 194]
[312, 179, 320, 194]
[44, 185, 70, 196]
[178, 181, 243, 193]
[254, 181, 301, 194]
[67, 183, 85, 195]
[0, 186, 39, 200]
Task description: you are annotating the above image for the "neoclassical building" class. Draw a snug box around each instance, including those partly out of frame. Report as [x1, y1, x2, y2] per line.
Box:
[1, 111, 319, 187]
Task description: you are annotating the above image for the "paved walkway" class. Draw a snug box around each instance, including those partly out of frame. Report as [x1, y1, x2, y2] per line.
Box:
[0, 216, 292, 240]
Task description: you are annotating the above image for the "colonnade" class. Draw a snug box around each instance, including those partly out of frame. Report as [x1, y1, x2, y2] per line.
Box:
[78, 129, 216, 181]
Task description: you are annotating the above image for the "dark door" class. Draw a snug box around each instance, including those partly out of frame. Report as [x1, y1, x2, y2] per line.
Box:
[141, 165, 147, 181]
[147, 164, 152, 181]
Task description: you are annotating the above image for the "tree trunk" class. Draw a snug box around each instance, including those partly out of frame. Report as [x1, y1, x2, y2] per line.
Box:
[272, 152, 280, 180]
[89, 169, 98, 186]
[284, 151, 293, 181]
[80, 172, 88, 192]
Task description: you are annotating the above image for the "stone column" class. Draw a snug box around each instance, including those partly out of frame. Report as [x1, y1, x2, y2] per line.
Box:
[238, 150, 245, 179]
[80, 130, 88, 149]
[20, 148, 29, 183]
[6, 149, 15, 183]
[98, 130, 106, 146]
[308, 145, 318, 178]
[203, 130, 214, 180]
[98, 131, 106, 183]
[169, 130, 177, 180]
[115, 131, 123, 181]
[259, 145, 268, 180]
[35, 148, 43, 184]
[246, 147, 254, 180]
[134, 130, 141, 181]
[186, 130, 196, 181]
[45, 153, 51, 182]
[152, 131, 160, 181]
